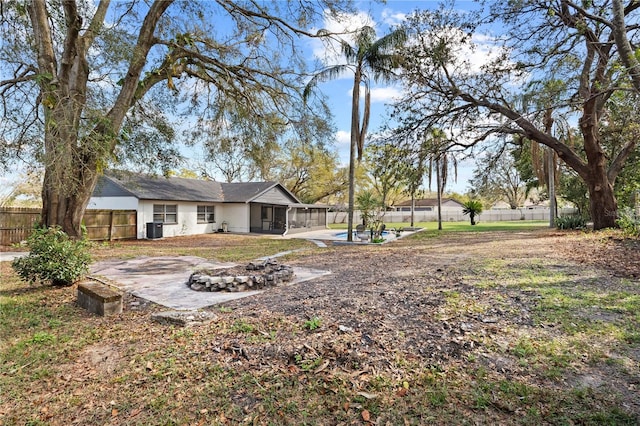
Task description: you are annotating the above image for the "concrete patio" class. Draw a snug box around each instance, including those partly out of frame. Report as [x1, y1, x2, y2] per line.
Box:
[90, 255, 331, 310]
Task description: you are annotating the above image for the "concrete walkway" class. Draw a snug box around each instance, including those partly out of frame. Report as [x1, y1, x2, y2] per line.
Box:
[90, 255, 331, 310]
[0, 252, 28, 262]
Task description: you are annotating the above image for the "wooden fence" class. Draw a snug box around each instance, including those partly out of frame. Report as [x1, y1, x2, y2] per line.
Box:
[0, 207, 137, 245]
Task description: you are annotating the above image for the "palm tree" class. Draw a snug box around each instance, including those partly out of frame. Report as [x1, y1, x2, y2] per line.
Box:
[304, 26, 406, 241]
[425, 128, 457, 230]
[462, 200, 483, 226]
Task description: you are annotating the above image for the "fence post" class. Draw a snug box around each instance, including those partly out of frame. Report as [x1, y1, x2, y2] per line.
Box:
[109, 210, 115, 241]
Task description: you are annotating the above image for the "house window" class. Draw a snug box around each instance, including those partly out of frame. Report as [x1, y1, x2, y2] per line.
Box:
[153, 204, 177, 223]
[197, 205, 215, 223]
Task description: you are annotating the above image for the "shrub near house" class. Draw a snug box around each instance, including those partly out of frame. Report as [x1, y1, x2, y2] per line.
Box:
[12, 226, 92, 286]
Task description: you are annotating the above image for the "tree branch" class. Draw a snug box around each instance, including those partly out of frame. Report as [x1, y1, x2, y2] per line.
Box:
[612, 0, 640, 93]
[0, 66, 38, 93]
[105, 0, 174, 136]
[82, 0, 111, 51]
[59, 0, 81, 88]
[28, 0, 57, 80]
[608, 139, 637, 184]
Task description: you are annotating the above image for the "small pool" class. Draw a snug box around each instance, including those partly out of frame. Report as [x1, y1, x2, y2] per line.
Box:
[334, 230, 392, 239]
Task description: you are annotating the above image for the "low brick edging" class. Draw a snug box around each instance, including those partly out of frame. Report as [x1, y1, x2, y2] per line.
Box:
[77, 280, 123, 316]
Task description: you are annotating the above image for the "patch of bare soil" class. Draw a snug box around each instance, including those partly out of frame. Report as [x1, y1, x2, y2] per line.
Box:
[217, 229, 639, 415]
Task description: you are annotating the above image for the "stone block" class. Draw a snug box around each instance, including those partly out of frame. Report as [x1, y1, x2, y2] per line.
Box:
[151, 310, 218, 327]
[77, 281, 123, 316]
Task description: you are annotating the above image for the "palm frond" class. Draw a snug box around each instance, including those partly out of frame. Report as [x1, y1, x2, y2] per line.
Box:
[303, 64, 352, 101]
[369, 27, 408, 56]
[341, 39, 358, 62]
[362, 32, 407, 83]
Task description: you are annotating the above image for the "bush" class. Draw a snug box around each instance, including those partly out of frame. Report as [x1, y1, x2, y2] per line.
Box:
[462, 200, 483, 226]
[12, 226, 92, 286]
[616, 207, 640, 237]
[556, 215, 587, 230]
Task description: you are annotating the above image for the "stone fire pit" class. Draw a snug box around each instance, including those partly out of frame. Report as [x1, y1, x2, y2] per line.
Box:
[187, 259, 295, 293]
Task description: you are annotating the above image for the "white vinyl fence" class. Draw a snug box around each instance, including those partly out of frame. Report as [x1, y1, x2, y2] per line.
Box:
[328, 208, 578, 225]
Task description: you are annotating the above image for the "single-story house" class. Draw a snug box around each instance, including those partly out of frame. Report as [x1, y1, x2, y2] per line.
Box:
[392, 198, 464, 212]
[88, 171, 328, 239]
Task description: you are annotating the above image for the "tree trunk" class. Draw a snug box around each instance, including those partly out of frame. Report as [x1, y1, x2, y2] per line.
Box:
[30, 1, 173, 237]
[41, 164, 99, 238]
[346, 135, 356, 242]
[436, 157, 442, 230]
[585, 172, 618, 230]
[347, 70, 363, 242]
[580, 96, 618, 230]
[410, 195, 415, 227]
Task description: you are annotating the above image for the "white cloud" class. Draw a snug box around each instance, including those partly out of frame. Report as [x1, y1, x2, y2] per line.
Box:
[371, 86, 402, 103]
[335, 130, 350, 145]
[380, 8, 406, 26]
[310, 9, 377, 67]
[409, 26, 506, 76]
[345, 85, 402, 103]
[467, 33, 505, 73]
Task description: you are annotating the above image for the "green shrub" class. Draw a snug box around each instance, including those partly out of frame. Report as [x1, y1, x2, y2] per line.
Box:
[555, 215, 586, 230]
[616, 207, 640, 237]
[11, 226, 92, 286]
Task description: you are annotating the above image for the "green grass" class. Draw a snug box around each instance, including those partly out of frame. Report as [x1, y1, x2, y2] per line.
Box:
[459, 256, 640, 383]
[92, 236, 315, 262]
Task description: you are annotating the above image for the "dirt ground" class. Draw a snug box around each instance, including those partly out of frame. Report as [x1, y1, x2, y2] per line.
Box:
[2, 228, 639, 424]
[215, 229, 640, 416]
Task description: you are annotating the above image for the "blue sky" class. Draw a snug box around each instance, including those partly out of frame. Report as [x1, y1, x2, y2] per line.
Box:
[306, 1, 477, 193]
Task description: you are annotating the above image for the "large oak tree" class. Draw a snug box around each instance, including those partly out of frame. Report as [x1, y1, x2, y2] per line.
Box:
[394, 1, 640, 229]
[0, 0, 345, 237]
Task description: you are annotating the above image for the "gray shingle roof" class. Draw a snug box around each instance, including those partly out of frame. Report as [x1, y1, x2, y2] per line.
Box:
[220, 182, 274, 202]
[93, 171, 301, 204]
[95, 171, 223, 202]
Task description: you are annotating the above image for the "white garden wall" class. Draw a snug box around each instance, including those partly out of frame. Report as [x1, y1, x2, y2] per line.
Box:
[329, 208, 578, 225]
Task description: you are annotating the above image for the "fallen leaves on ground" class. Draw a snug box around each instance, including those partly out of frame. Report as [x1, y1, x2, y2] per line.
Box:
[1, 229, 638, 425]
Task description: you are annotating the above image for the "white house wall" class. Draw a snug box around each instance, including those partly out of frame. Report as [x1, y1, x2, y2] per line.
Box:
[88, 196, 138, 210]
[138, 200, 221, 238]
[221, 203, 250, 233]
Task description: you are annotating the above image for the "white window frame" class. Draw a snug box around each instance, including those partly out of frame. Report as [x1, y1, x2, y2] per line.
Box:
[153, 204, 178, 224]
[197, 205, 215, 223]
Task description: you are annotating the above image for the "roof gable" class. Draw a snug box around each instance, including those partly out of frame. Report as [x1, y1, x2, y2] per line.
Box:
[221, 182, 300, 204]
[394, 198, 464, 208]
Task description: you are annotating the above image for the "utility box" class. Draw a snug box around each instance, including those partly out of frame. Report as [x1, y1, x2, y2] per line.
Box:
[146, 222, 163, 239]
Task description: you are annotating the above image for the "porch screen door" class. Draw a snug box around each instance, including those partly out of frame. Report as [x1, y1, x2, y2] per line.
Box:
[274, 207, 286, 230]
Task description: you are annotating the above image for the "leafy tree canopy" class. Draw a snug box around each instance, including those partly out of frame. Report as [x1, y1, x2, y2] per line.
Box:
[0, 0, 352, 236]
[393, 1, 640, 229]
